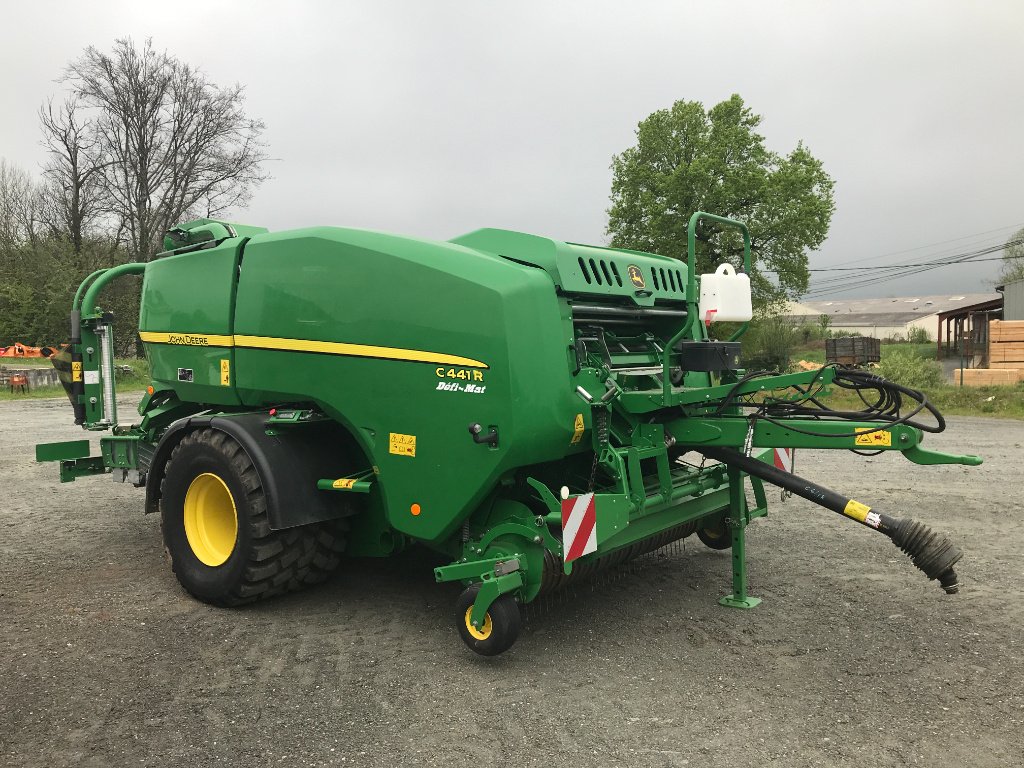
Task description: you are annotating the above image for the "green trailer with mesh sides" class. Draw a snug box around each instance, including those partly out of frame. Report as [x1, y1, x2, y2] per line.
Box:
[36, 212, 977, 655]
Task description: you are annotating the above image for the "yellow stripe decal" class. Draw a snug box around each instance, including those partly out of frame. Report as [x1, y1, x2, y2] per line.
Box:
[141, 331, 487, 369]
[233, 335, 488, 369]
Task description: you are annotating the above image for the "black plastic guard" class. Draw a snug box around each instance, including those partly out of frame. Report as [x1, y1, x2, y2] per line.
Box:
[50, 343, 85, 424]
[145, 412, 359, 531]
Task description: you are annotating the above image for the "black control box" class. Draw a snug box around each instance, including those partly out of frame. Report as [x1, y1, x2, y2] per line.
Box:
[677, 341, 742, 372]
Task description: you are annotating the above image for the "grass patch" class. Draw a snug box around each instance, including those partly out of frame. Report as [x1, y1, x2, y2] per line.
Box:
[817, 383, 1024, 420]
[791, 341, 936, 366]
[0, 357, 150, 401]
[788, 342, 1024, 419]
[0, 356, 54, 366]
[0, 384, 69, 401]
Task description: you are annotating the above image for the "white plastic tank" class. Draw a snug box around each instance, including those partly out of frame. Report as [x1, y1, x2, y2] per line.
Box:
[698, 263, 752, 324]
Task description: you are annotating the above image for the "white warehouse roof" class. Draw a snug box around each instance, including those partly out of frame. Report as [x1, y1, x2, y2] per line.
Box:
[791, 293, 999, 324]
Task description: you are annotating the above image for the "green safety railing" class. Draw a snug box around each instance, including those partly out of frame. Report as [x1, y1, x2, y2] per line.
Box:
[661, 211, 752, 402]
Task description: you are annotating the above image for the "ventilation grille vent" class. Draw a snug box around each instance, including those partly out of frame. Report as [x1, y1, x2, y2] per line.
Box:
[577, 256, 623, 287]
[576, 257, 686, 293]
[650, 267, 685, 294]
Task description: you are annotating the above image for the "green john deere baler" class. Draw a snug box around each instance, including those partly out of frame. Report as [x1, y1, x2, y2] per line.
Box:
[37, 211, 978, 655]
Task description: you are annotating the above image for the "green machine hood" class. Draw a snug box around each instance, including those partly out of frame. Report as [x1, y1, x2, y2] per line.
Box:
[450, 228, 688, 308]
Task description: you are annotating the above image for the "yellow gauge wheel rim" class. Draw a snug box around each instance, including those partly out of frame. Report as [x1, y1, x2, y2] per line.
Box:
[183, 473, 238, 567]
[464, 605, 493, 641]
[704, 527, 723, 539]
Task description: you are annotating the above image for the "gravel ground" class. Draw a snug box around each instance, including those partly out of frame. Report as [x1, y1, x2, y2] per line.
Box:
[2, 397, 1022, 767]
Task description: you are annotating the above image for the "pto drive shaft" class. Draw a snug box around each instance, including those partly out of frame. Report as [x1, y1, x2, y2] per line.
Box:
[697, 447, 963, 594]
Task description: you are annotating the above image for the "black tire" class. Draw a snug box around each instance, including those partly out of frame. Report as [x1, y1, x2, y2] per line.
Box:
[455, 584, 522, 656]
[160, 429, 348, 606]
[697, 518, 732, 550]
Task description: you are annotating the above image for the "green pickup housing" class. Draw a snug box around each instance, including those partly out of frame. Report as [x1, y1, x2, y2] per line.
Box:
[35, 212, 979, 655]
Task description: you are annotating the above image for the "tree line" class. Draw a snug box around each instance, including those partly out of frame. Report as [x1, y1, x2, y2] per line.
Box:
[0, 38, 267, 352]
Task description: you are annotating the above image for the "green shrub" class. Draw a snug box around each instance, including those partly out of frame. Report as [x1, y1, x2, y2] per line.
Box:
[113, 358, 150, 385]
[906, 326, 931, 344]
[742, 315, 796, 371]
[796, 321, 826, 344]
[876, 347, 943, 390]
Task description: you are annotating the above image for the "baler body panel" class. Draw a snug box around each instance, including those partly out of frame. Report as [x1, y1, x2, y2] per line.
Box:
[229, 227, 585, 544]
[139, 239, 242, 406]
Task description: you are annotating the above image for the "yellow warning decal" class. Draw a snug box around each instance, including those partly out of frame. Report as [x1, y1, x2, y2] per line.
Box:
[570, 413, 585, 445]
[855, 428, 892, 447]
[843, 499, 872, 523]
[389, 432, 417, 457]
[71, 361, 82, 382]
[332, 478, 356, 489]
[219, 359, 231, 386]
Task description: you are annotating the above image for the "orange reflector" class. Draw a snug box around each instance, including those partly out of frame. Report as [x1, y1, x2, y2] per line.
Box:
[410, 503, 421, 516]
[146, 386, 154, 394]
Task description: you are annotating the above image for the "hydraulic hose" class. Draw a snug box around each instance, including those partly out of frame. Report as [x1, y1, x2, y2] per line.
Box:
[697, 446, 962, 594]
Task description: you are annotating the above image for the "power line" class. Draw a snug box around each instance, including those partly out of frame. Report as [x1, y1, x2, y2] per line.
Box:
[802, 237, 1024, 297]
[819, 222, 1024, 269]
[762, 237, 1023, 276]
[806, 256, 1015, 270]
[769, 254, 1017, 273]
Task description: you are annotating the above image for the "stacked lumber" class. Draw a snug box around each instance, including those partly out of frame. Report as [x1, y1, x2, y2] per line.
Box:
[957, 368, 1024, 387]
[988, 320, 1024, 373]
[990, 320, 1024, 342]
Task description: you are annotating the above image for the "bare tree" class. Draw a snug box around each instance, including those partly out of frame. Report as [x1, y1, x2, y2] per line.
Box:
[0, 159, 45, 250]
[62, 38, 267, 260]
[39, 97, 105, 255]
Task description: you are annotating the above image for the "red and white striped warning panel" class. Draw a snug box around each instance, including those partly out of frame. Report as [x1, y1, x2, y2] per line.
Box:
[561, 492, 597, 563]
[773, 447, 793, 472]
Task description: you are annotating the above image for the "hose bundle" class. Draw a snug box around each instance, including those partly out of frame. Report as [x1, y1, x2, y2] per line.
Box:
[714, 364, 944, 441]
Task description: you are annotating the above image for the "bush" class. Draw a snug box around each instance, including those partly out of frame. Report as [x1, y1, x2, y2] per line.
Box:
[796, 321, 826, 344]
[906, 326, 931, 344]
[742, 315, 796, 371]
[885, 327, 932, 345]
[877, 347, 943, 390]
[113, 358, 150, 384]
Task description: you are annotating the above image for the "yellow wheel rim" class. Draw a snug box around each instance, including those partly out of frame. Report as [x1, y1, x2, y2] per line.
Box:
[183, 473, 238, 567]
[704, 527, 723, 539]
[464, 605, 493, 641]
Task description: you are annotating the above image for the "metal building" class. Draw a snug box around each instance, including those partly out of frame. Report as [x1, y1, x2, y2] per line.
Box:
[1000, 278, 1024, 321]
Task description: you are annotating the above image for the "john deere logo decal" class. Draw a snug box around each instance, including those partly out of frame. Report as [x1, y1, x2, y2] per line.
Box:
[627, 264, 646, 289]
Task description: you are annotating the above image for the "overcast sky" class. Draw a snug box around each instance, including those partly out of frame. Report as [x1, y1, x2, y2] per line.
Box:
[2, 1, 1021, 299]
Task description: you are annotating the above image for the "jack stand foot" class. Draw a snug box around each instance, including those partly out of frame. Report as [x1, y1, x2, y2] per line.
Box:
[719, 594, 761, 609]
[720, 466, 760, 609]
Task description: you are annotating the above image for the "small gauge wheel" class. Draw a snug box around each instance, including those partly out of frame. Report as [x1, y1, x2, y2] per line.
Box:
[455, 584, 522, 656]
[697, 519, 733, 550]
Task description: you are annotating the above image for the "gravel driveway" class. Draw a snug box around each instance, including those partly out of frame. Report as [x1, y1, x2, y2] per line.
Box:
[2, 397, 1021, 767]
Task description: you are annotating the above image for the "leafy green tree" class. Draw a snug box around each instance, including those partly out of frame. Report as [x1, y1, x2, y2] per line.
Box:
[607, 95, 835, 314]
[997, 226, 1024, 284]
